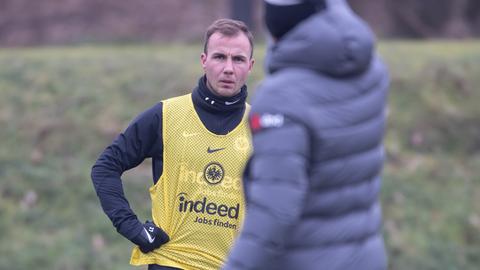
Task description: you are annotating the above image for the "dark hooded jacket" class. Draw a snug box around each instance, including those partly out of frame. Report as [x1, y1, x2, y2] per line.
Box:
[223, 0, 389, 269]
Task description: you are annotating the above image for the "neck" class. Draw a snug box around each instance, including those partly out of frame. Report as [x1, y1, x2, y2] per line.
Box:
[193, 76, 247, 112]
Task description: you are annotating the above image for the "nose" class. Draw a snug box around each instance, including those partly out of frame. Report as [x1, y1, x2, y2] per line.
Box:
[223, 58, 234, 74]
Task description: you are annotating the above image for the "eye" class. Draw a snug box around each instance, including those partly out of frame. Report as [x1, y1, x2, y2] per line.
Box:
[214, 54, 226, 60]
[233, 56, 246, 63]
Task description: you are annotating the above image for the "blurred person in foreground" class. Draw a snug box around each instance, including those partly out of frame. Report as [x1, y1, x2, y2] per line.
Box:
[223, 0, 389, 269]
[91, 18, 255, 270]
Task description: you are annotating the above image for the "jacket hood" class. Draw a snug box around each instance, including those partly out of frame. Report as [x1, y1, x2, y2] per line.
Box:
[267, 0, 375, 77]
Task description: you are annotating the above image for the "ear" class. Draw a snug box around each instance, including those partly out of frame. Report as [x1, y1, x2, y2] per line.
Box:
[201, 53, 207, 69]
[248, 58, 255, 72]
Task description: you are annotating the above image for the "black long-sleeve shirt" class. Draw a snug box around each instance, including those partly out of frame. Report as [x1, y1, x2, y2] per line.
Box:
[91, 76, 248, 241]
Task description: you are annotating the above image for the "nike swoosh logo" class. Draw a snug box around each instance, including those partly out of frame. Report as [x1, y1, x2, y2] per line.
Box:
[182, 131, 199, 137]
[143, 228, 155, 243]
[207, 147, 226, 153]
[225, 99, 240, 106]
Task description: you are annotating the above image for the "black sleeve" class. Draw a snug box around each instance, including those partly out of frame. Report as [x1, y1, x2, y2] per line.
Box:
[91, 102, 163, 241]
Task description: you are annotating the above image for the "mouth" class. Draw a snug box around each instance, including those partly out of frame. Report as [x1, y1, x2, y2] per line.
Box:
[220, 79, 234, 84]
[219, 80, 235, 88]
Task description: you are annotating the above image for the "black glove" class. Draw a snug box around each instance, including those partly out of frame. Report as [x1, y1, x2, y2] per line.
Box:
[131, 220, 169, 253]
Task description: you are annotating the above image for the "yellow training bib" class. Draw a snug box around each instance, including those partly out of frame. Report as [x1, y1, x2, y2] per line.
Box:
[130, 94, 251, 270]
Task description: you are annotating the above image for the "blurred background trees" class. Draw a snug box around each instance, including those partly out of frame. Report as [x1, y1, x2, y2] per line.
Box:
[364, 0, 480, 38]
[0, 0, 479, 47]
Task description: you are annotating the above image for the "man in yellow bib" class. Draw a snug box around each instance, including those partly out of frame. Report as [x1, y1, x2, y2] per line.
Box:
[91, 19, 255, 270]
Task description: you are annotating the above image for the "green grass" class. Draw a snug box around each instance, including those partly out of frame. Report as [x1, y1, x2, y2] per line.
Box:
[379, 40, 480, 270]
[0, 41, 479, 269]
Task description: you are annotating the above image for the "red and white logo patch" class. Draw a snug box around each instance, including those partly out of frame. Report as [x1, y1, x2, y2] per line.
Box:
[250, 113, 284, 133]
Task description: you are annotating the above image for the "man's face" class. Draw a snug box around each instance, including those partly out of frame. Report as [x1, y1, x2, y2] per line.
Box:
[201, 32, 254, 97]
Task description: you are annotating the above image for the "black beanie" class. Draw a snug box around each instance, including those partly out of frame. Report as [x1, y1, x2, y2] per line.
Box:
[264, 1, 318, 39]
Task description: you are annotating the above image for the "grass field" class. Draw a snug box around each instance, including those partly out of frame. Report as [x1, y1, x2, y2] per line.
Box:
[0, 41, 479, 269]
